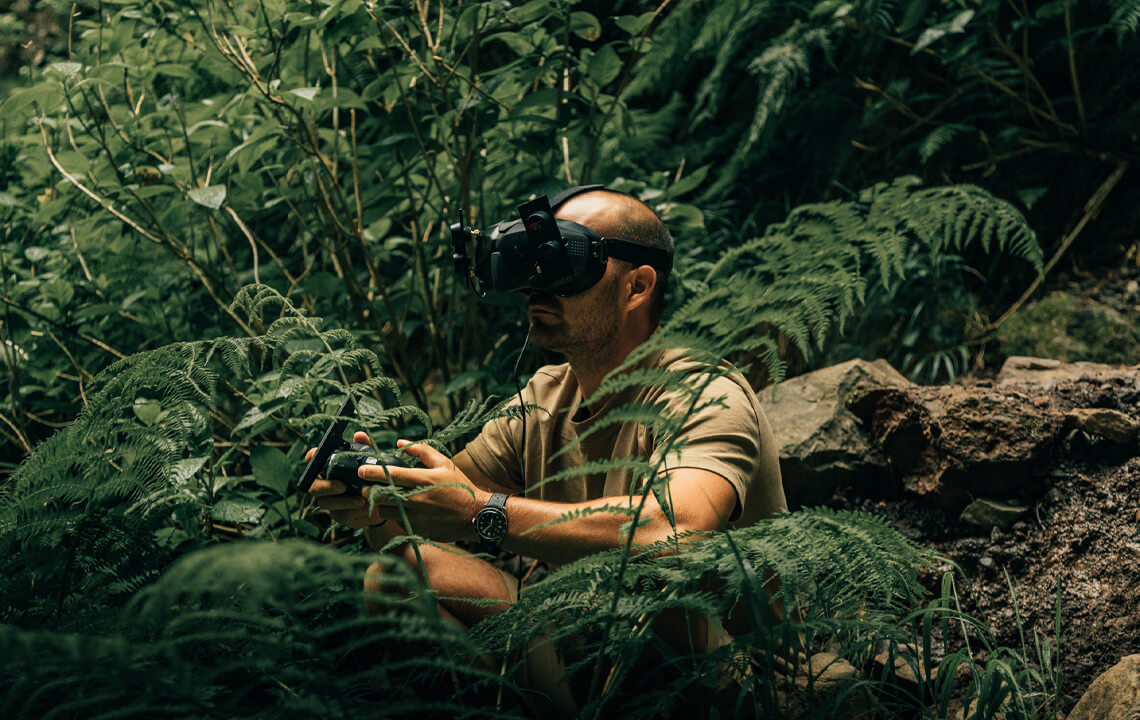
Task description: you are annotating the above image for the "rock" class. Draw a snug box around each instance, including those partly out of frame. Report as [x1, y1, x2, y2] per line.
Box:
[759, 359, 911, 508]
[998, 356, 1140, 390]
[960, 498, 1030, 531]
[766, 651, 868, 719]
[870, 644, 927, 696]
[848, 384, 1062, 509]
[1065, 408, 1140, 445]
[946, 697, 1009, 720]
[1067, 654, 1140, 720]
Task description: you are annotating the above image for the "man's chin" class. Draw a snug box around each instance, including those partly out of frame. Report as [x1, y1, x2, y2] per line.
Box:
[527, 323, 566, 352]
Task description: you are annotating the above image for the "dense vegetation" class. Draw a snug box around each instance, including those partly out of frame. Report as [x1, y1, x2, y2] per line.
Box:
[1, 0, 1135, 716]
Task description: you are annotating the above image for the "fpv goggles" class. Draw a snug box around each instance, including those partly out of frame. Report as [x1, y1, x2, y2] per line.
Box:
[450, 185, 672, 297]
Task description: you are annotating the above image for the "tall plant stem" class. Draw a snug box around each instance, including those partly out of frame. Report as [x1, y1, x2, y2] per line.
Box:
[986, 160, 1128, 332]
[1062, 0, 1087, 136]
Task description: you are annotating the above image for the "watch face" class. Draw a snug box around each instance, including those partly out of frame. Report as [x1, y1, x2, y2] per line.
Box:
[475, 507, 508, 542]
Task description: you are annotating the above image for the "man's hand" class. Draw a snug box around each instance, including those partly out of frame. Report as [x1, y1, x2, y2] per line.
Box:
[304, 433, 489, 541]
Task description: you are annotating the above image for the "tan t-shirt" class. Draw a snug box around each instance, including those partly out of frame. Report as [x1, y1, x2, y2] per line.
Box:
[463, 346, 786, 528]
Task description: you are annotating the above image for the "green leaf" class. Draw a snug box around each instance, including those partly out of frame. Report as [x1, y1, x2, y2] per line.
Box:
[588, 45, 622, 86]
[913, 9, 974, 53]
[898, 0, 931, 33]
[41, 278, 74, 308]
[510, 87, 559, 119]
[317, 87, 367, 111]
[171, 456, 209, 484]
[1016, 187, 1048, 210]
[223, 126, 281, 175]
[614, 13, 653, 35]
[361, 78, 386, 102]
[290, 86, 320, 102]
[48, 62, 82, 80]
[153, 63, 196, 79]
[668, 165, 711, 198]
[73, 302, 119, 320]
[660, 202, 704, 229]
[283, 12, 320, 27]
[486, 31, 534, 56]
[212, 496, 266, 524]
[24, 247, 50, 263]
[55, 150, 90, 175]
[303, 271, 341, 299]
[569, 11, 601, 41]
[188, 185, 226, 210]
[134, 399, 162, 426]
[1, 84, 65, 115]
[444, 370, 489, 395]
[250, 445, 293, 496]
[507, 0, 552, 25]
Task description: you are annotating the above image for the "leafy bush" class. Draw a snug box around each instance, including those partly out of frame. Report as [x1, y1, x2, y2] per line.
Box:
[0, 0, 1107, 715]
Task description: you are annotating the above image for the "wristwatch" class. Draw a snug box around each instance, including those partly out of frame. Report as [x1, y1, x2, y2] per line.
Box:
[473, 492, 510, 549]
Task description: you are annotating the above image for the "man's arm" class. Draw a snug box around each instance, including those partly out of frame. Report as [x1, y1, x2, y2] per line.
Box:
[495, 466, 738, 565]
[312, 441, 739, 566]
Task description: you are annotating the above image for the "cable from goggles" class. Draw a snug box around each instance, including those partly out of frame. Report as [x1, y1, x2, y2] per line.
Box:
[449, 186, 672, 297]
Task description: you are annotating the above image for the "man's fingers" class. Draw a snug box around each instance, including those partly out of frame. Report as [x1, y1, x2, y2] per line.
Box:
[308, 477, 348, 496]
[316, 494, 367, 511]
[396, 439, 449, 469]
[305, 447, 316, 462]
[357, 462, 420, 485]
[352, 431, 372, 447]
[362, 485, 403, 506]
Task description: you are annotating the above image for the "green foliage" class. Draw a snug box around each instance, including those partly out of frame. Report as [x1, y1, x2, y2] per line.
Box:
[1, 541, 506, 719]
[668, 176, 1041, 384]
[473, 508, 936, 717]
[995, 292, 1140, 364]
[0, 0, 1097, 715]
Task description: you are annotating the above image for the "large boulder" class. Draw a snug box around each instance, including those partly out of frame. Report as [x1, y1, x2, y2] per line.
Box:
[846, 383, 1064, 509]
[763, 356, 1138, 510]
[758, 359, 910, 508]
[1067, 654, 1140, 720]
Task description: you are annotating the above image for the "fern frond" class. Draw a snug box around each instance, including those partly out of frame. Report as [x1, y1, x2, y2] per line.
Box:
[1111, 0, 1140, 35]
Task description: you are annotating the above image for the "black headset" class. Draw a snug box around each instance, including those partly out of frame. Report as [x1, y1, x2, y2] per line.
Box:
[450, 185, 672, 297]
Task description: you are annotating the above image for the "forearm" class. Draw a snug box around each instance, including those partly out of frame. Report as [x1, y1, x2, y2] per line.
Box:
[499, 493, 680, 566]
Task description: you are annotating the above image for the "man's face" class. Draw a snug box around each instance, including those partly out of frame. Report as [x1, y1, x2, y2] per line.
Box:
[525, 261, 623, 357]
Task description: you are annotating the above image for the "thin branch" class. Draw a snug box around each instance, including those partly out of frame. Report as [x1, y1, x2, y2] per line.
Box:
[0, 410, 32, 453]
[985, 161, 1128, 332]
[36, 114, 255, 337]
[0, 293, 126, 359]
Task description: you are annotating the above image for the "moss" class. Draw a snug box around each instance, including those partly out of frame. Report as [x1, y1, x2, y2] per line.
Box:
[996, 293, 1140, 364]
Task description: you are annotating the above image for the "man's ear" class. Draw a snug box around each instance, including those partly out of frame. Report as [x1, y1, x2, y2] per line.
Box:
[625, 265, 657, 311]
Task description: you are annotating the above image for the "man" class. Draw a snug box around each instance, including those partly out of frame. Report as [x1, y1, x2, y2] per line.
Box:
[307, 187, 786, 709]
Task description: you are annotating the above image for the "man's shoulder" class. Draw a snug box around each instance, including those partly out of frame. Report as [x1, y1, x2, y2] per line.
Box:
[649, 346, 761, 412]
[655, 347, 754, 390]
[523, 361, 575, 398]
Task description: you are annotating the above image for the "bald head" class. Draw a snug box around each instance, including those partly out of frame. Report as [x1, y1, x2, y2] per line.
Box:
[554, 189, 674, 324]
[554, 190, 674, 257]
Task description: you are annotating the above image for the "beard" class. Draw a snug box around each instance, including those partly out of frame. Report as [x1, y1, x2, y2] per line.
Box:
[526, 277, 621, 359]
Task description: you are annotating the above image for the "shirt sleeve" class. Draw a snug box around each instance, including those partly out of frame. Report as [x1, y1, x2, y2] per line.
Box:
[649, 374, 764, 521]
[463, 395, 526, 493]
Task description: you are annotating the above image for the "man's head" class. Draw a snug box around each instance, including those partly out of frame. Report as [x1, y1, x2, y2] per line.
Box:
[525, 189, 673, 362]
